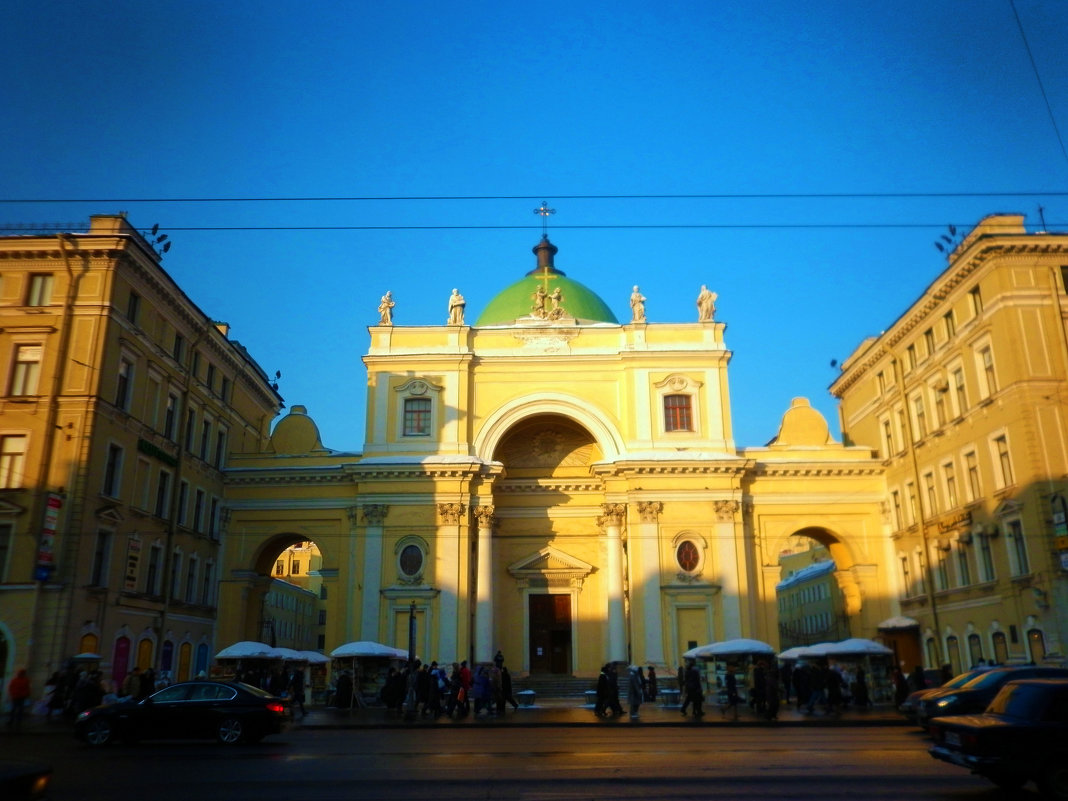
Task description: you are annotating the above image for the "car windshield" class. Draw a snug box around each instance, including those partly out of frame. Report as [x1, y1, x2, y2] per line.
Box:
[944, 670, 984, 689]
[962, 670, 1014, 690]
[987, 683, 1049, 719]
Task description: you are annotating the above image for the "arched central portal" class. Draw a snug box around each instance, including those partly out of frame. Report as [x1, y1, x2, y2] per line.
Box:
[490, 414, 607, 676]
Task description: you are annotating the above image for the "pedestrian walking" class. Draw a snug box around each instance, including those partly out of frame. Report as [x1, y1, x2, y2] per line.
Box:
[287, 667, 307, 717]
[605, 665, 624, 716]
[722, 669, 739, 720]
[645, 666, 658, 703]
[683, 661, 704, 718]
[501, 666, 519, 711]
[6, 668, 31, 731]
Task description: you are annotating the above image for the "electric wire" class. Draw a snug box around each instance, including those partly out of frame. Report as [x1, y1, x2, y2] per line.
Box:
[1010, 0, 1068, 167]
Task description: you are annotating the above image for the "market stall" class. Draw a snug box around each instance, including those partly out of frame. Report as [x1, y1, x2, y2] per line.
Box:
[329, 641, 412, 709]
[683, 638, 777, 706]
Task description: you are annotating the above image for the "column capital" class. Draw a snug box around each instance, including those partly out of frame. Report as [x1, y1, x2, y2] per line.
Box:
[713, 500, 739, 522]
[438, 502, 466, 525]
[600, 502, 626, 526]
[361, 504, 389, 525]
[473, 506, 496, 527]
[637, 500, 663, 522]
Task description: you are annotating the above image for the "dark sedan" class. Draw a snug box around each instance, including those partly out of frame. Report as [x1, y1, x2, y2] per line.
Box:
[75, 680, 292, 746]
[916, 665, 1068, 729]
[899, 667, 992, 723]
[929, 678, 1068, 798]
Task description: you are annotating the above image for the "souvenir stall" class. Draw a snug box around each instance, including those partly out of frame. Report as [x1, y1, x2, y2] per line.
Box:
[822, 638, 895, 704]
[299, 650, 330, 704]
[683, 638, 777, 706]
[212, 641, 307, 694]
[329, 641, 412, 709]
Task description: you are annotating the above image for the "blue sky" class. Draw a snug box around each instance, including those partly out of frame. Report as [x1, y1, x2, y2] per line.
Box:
[4, 0, 1066, 452]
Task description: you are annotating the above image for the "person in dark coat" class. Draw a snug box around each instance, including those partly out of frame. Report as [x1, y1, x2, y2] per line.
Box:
[645, 666, 658, 702]
[893, 667, 910, 707]
[595, 664, 610, 717]
[792, 662, 809, 710]
[287, 668, 306, 717]
[765, 662, 781, 720]
[852, 666, 871, 708]
[501, 666, 519, 711]
[605, 665, 623, 716]
[683, 661, 704, 718]
[722, 669, 740, 720]
[908, 665, 927, 692]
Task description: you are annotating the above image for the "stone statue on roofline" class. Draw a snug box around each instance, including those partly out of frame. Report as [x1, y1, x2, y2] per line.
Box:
[630, 285, 646, 323]
[697, 285, 717, 322]
[447, 288, 466, 325]
[378, 290, 395, 326]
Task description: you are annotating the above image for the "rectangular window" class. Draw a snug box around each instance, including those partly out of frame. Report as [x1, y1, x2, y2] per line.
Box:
[292, 560, 301, 574]
[172, 332, 184, 363]
[969, 286, 983, 316]
[154, 469, 171, 517]
[214, 430, 227, 468]
[164, 393, 178, 440]
[955, 538, 971, 586]
[145, 376, 161, 429]
[0, 435, 28, 489]
[90, 530, 112, 586]
[943, 462, 958, 508]
[191, 350, 201, 380]
[663, 394, 693, 432]
[924, 328, 935, 358]
[170, 551, 182, 600]
[882, 419, 894, 457]
[979, 346, 997, 398]
[27, 274, 54, 306]
[126, 291, 140, 324]
[275, 560, 284, 576]
[978, 533, 996, 582]
[199, 418, 211, 461]
[184, 408, 196, 451]
[965, 451, 981, 500]
[193, 489, 205, 533]
[891, 490, 903, 530]
[906, 344, 917, 370]
[906, 481, 918, 525]
[923, 472, 937, 516]
[220, 376, 231, 403]
[318, 609, 327, 625]
[206, 363, 216, 394]
[177, 481, 189, 526]
[952, 368, 967, 416]
[10, 344, 42, 396]
[912, 395, 927, 439]
[1006, 519, 1029, 575]
[185, 558, 197, 603]
[208, 498, 220, 541]
[403, 397, 431, 436]
[876, 371, 886, 394]
[993, 435, 1013, 488]
[115, 358, 133, 411]
[900, 554, 911, 596]
[103, 444, 123, 497]
[934, 544, 949, 591]
[146, 544, 162, 595]
[933, 388, 946, 428]
[943, 310, 955, 338]
[201, 561, 214, 606]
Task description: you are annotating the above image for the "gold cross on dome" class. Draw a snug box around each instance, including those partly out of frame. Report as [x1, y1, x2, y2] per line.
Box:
[534, 201, 556, 236]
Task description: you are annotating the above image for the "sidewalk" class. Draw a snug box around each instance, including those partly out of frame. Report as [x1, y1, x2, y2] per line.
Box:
[295, 697, 908, 729]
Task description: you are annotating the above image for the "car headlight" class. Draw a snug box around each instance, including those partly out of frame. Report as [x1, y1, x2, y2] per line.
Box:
[935, 695, 958, 708]
[76, 710, 92, 721]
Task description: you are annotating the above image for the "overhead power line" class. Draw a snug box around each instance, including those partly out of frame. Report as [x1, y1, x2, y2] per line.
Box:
[1010, 0, 1068, 167]
[0, 191, 1067, 204]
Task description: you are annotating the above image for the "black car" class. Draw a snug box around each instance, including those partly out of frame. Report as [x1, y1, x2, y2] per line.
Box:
[75, 680, 292, 746]
[899, 667, 992, 723]
[929, 678, 1068, 798]
[916, 665, 1068, 729]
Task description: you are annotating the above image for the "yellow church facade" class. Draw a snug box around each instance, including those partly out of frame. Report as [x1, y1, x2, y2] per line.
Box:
[222, 236, 893, 677]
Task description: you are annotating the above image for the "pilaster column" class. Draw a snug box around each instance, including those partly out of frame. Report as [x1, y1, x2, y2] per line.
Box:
[359, 504, 388, 640]
[713, 500, 743, 639]
[469, 504, 494, 662]
[636, 501, 665, 665]
[601, 503, 627, 663]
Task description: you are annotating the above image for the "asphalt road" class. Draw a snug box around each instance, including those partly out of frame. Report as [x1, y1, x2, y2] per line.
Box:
[2, 725, 1044, 800]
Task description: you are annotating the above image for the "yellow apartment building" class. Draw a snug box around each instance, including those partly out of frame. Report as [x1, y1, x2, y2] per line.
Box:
[0, 215, 282, 691]
[776, 544, 850, 650]
[831, 214, 1068, 672]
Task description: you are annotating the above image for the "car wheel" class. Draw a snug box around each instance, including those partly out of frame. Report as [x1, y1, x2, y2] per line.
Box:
[84, 718, 113, 746]
[987, 773, 1027, 791]
[217, 716, 245, 744]
[1039, 760, 1068, 801]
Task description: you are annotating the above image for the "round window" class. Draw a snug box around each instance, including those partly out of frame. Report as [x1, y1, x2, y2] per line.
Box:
[676, 540, 700, 572]
[399, 544, 424, 577]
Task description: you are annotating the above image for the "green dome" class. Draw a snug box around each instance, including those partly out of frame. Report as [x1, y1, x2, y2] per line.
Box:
[475, 237, 619, 326]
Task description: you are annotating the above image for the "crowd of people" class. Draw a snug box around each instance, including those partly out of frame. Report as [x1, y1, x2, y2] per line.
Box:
[371, 650, 520, 719]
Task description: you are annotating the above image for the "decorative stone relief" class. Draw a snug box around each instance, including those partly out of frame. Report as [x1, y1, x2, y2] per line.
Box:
[600, 503, 626, 527]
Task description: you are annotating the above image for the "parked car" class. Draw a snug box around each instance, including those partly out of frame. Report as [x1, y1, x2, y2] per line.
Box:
[916, 666, 1068, 730]
[928, 678, 1068, 798]
[75, 680, 292, 746]
[899, 667, 992, 723]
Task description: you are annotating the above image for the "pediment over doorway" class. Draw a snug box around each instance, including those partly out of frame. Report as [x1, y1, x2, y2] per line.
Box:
[507, 545, 594, 588]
